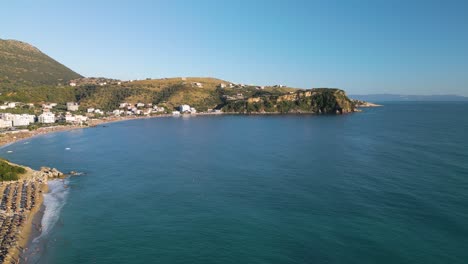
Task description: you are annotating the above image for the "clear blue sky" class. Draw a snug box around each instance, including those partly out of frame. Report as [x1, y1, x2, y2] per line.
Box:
[2, 0, 468, 95]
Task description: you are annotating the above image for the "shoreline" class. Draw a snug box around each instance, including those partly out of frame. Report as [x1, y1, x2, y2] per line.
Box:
[0, 111, 306, 149]
[14, 184, 48, 263]
[0, 109, 376, 150]
[0, 109, 372, 261]
[0, 114, 174, 149]
[0, 163, 58, 263]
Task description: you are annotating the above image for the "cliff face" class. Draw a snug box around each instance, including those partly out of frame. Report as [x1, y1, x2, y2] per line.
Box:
[223, 88, 356, 114]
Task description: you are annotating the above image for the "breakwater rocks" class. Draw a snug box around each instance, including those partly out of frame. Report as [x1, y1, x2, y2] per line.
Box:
[39, 167, 64, 179]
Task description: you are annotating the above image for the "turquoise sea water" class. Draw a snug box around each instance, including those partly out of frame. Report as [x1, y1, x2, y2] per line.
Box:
[2, 102, 468, 264]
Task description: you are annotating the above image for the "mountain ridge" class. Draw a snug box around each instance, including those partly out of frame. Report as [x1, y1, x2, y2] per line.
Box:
[0, 39, 82, 86]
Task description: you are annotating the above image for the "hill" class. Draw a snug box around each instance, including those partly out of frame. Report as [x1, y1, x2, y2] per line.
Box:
[0, 39, 82, 86]
[0, 39, 356, 114]
[223, 88, 355, 114]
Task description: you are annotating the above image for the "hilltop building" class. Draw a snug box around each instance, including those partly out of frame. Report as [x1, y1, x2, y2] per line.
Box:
[67, 102, 79, 111]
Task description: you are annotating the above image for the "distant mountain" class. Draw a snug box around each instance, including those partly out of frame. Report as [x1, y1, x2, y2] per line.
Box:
[0, 39, 82, 86]
[350, 94, 468, 102]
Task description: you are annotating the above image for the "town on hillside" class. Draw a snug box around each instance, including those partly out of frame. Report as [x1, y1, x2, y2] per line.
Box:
[0, 99, 222, 132]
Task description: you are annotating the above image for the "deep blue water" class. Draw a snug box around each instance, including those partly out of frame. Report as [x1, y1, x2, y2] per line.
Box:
[2, 102, 468, 264]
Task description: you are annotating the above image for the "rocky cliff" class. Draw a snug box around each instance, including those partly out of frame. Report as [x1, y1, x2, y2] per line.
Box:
[222, 88, 356, 114]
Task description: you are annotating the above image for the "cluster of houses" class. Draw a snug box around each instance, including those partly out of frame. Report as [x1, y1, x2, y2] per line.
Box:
[0, 102, 30, 110]
[0, 101, 89, 129]
[218, 83, 267, 90]
[113, 103, 165, 116]
[69, 77, 122, 87]
[0, 97, 214, 130]
[0, 112, 87, 129]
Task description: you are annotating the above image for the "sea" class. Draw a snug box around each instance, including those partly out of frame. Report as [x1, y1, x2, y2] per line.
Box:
[1, 102, 468, 264]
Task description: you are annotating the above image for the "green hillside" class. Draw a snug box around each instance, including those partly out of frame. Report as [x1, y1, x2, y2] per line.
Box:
[0, 39, 356, 114]
[0, 39, 82, 86]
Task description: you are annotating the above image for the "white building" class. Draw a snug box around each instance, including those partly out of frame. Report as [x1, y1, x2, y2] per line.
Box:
[87, 108, 95, 113]
[42, 103, 57, 109]
[113, 110, 122, 116]
[192, 82, 203, 88]
[119, 103, 128, 108]
[0, 105, 8, 110]
[67, 102, 79, 111]
[190, 107, 197, 113]
[69, 82, 77, 87]
[12, 114, 35, 126]
[94, 109, 104, 115]
[38, 112, 56, 124]
[172, 111, 181, 115]
[75, 115, 88, 124]
[7, 102, 17, 108]
[136, 103, 145, 108]
[153, 106, 165, 112]
[65, 113, 76, 123]
[0, 119, 12, 128]
[220, 83, 226, 88]
[179, 105, 191, 113]
[144, 109, 152, 115]
[1, 113, 35, 127]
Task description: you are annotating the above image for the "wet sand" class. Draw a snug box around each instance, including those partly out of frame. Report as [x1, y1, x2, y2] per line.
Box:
[19, 203, 45, 264]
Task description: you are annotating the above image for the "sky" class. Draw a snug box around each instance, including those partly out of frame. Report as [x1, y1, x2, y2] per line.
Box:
[1, 0, 468, 95]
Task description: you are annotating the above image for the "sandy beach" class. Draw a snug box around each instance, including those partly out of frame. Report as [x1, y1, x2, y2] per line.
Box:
[0, 162, 59, 264]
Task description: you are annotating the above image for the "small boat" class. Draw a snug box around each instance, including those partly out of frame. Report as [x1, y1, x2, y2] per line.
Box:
[65, 148, 71, 150]
[6, 150, 13, 153]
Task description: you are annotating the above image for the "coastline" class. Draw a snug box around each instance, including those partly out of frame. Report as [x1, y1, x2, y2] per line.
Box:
[0, 114, 174, 149]
[0, 109, 377, 149]
[12, 184, 48, 263]
[0, 109, 374, 261]
[0, 112, 235, 148]
[0, 163, 59, 263]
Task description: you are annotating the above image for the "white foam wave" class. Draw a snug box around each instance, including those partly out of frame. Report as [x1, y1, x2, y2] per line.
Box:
[33, 179, 70, 243]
